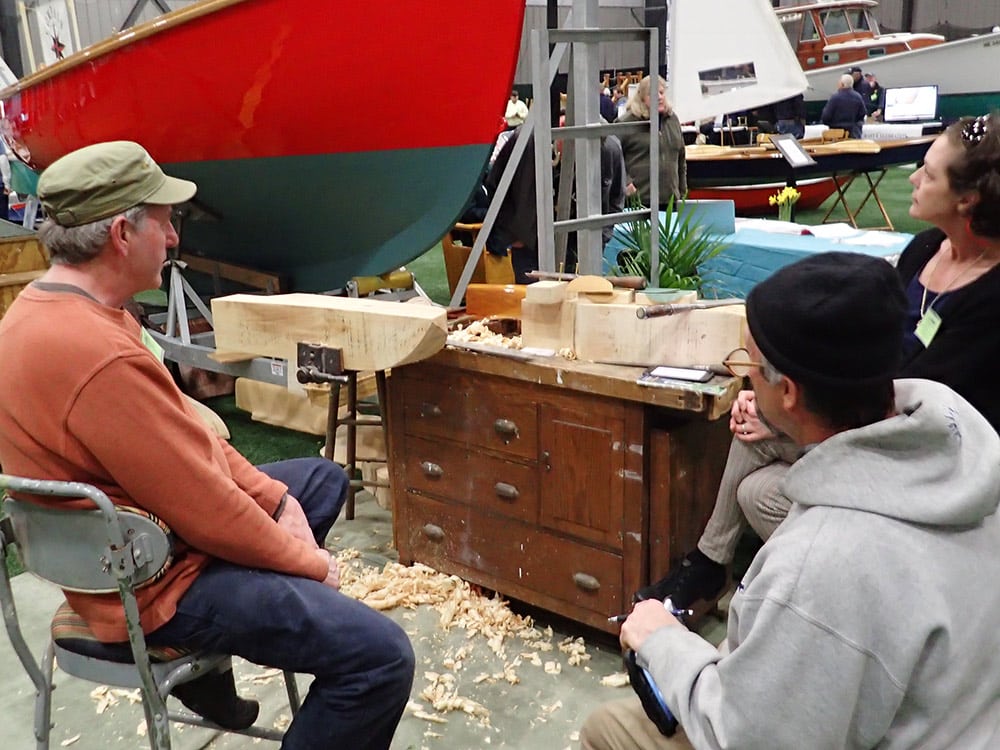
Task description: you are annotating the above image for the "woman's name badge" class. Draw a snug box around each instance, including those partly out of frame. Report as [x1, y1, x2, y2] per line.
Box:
[915, 309, 942, 348]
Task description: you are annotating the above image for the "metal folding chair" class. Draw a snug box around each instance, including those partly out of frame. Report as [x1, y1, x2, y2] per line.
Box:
[0, 474, 300, 749]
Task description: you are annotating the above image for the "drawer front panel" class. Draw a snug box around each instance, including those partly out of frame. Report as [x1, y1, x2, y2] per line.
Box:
[403, 438, 538, 523]
[403, 436, 472, 501]
[469, 456, 539, 524]
[399, 372, 469, 441]
[405, 494, 623, 616]
[467, 382, 538, 459]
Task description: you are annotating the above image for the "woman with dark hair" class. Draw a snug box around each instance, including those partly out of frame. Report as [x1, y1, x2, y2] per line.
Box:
[637, 113, 1000, 609]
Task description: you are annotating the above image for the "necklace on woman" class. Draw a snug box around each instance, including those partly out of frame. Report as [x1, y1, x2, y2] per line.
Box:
[915, 247, 987, 347]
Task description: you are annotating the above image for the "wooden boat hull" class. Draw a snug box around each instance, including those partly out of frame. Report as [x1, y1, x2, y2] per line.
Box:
[0, 0, 526, 291]
[689, 177, 840, 215]
[686, 137, 934, 186]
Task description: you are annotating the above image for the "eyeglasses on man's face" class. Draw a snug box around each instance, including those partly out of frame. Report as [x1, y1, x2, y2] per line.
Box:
[722, 347, 766, 377]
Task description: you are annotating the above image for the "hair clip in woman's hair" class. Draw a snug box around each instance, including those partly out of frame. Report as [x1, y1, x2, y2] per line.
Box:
[962, 115, 989, 145]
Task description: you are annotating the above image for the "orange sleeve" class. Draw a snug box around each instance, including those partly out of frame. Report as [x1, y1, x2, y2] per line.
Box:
[66, 354, 327, 582]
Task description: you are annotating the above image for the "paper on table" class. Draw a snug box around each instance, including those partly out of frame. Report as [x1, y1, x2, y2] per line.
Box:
[804, 223, 863, 239]
[839, 231, 911, 247]
[733, 218, 808, 235]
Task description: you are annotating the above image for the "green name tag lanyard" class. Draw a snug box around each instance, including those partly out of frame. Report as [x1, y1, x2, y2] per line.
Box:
[916, 248, 986, 348]
[914, 307, 942, 348]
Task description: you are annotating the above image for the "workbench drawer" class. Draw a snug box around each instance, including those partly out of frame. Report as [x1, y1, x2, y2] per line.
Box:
[404, 494, 623, 616]
[466, 381, 539, 460]
[399, 372, 469, 442]
[399, 368, 538, 460]
[403, 436, 539, 523]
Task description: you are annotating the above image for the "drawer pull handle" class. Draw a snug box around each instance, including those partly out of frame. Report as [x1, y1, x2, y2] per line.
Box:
[573, 572, 601, 592]
[494, 418, 519, 441]
[422, 523, 445, 542]
[421, 402, 442, 418]
[420, 461, 443, 478]
[494, 482, 519, 501]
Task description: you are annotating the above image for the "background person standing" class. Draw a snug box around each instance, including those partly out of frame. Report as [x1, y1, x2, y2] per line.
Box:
[821, 74, 867, 138]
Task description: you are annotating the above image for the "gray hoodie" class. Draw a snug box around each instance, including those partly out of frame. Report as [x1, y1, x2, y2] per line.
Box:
[641, 379, 1000, 749]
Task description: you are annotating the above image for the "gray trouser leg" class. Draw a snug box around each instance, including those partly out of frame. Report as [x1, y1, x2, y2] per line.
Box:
[697, 435, 800, 564]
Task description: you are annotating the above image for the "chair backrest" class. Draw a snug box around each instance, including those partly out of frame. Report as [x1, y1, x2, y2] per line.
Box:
[0, 475, 173, 593]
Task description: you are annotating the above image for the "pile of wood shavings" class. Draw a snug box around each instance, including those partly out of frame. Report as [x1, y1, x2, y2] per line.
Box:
[337, 555, 539, 657]
[419, 671, 492, 727]
[336, 551, 611, 732]
[448, 318, 523, 349]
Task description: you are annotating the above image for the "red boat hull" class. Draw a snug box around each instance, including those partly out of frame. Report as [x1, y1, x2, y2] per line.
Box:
[689, 177, 840, 215]
[0, 0, 526, 290]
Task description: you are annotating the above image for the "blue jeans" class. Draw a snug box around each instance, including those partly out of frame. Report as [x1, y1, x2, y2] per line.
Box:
[147, 458, 415, 749]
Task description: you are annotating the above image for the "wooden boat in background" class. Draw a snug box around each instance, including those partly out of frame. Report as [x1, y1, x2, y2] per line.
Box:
[774, 1, 1000, 120]
[689, 177, 840, 215]
[0, 0, 525, 292]
[685, 136, 934, 214]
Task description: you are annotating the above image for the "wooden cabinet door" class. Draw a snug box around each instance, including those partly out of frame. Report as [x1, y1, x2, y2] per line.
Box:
[537, 397, 629, 549]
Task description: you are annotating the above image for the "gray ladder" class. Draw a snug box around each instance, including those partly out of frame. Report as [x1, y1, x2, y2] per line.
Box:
[533, 0, 662, 277]
[448, 0, 663, 307]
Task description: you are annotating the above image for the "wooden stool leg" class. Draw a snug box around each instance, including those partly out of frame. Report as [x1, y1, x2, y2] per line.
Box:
[345, 372, 358, 520]
[324, 381, 341, 465]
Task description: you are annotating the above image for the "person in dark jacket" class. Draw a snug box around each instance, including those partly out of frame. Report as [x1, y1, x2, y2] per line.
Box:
[847, 65, 869, 96]
[484, 124, 626, 282]
[820, 74, 867, 138]
[864, 71, 885, 119]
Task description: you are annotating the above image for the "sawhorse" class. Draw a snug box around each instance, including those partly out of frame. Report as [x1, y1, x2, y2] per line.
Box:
[821, 168, 894, 231]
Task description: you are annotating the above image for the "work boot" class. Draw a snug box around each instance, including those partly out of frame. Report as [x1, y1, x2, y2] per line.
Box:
[173, 668, 259, 730]
[634, 549, 727, 609]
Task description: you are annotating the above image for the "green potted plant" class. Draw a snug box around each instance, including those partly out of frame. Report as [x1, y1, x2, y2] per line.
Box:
[611, 193, 731, 295]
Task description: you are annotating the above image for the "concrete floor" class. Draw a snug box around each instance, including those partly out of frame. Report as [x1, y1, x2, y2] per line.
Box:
[1, 490, 729, 749]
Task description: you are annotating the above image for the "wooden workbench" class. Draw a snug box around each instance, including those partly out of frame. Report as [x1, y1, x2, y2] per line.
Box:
[387, 346, 741, 633]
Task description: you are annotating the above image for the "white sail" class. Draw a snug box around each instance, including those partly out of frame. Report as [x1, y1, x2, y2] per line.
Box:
[668, 0, 808, 122]
[0, 57, 17, 89]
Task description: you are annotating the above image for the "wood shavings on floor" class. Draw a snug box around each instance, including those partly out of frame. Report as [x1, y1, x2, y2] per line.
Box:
[337, 557, 539, 658]
[335, 550, 618, 735]
[89, 686, 141, 714]
[600, 671, 630, 688]
[418, 671, 491, 727]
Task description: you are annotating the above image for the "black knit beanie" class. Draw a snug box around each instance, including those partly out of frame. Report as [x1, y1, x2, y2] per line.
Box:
[745, 252, 906, 388]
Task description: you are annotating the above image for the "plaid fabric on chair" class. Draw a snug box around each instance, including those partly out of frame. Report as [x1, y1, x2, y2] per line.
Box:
[51, 601, 190, 664]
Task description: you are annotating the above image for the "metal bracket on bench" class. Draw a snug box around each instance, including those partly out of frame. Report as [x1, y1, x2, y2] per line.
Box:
[295, 344, 350, 386]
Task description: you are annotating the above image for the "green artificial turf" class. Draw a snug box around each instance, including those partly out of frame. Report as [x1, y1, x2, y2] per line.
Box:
[794, 163, 925, 235]
[203, 395, 325, 465]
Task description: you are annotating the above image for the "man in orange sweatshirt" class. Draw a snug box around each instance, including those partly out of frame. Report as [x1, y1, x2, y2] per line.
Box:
[0, 141, 414, 748]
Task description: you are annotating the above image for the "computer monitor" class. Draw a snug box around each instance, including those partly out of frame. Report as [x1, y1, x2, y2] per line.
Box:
[882, 85, 939, 123]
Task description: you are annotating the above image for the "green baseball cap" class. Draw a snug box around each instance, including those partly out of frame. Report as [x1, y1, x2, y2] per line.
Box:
[37, 141, 197, 227]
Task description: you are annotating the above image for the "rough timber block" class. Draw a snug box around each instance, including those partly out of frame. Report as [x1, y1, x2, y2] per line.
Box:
[212, 293, 447, 372]
[574, 303, 746, 367]
[525, 280, 568, 304]
[521, 298, 576, 351]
